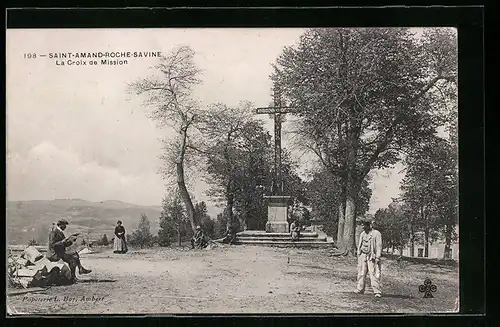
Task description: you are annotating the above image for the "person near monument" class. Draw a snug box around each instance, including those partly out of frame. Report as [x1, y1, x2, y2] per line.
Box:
[46, 219, 92, 283]
[191, 225, 208, 249]
[354, 219, 383, 298]
[221, 224, 236, 244]
[113, 220, 128, 254]
[290, 219, 301, 241]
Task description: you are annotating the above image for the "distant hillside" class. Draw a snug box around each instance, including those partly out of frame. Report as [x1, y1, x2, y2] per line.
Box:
[7, 199, 163, 245]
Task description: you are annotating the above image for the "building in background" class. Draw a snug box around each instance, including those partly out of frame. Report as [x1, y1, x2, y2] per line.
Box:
[399, 224, 459, 260]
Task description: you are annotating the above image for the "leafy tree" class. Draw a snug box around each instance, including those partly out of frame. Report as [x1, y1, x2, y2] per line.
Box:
[306, 167, 372, 240]
[433, 104, 458, 259]
[130, 213, 154, 249]
[194, 201, 215, 238]
[375, 203, 410, 253]
[272, 28, 457, 255]
[158, 195, 186, 247]
[193, 101, 309, 232]
[101, 234, 109, 246]
[195, 102, 272, 232]
[306, 169, 341, 236]
[400, 135, 457, 258]
[129, 46, 202, 233]
[215, 212, 229, 238]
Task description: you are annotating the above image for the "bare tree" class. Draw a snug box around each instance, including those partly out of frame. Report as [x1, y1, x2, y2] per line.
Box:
[129, 45, 202, 232]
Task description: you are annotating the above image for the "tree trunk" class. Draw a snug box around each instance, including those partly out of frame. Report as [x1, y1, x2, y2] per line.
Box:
[444, 223, 453, 259]
[391, 246, 395, 254]
[177, 225, 181, 247]
[238, 216, 247, 231]
[424, 229, 429, 258]
[226, 180, 235, 231]
[422, 206, 429, 258]
[342, 190, 357, 256]
[238, 199, 248, 232]
[341, 134, 360, 257]
[336, 184, 346, 246]
[336, 116, 360, 257]
[410, 223, 415, 257]
[177, 162, 196, 231]
[176, 127, 197, 232]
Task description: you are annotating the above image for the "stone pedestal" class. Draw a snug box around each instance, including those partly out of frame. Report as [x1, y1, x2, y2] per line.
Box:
[263, 195, 292, 233]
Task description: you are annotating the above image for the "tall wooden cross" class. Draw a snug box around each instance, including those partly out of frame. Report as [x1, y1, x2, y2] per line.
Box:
[256, 85, 300, 195]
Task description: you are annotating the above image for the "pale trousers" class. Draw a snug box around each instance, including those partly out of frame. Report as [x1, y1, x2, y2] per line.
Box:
[356, 253, 382, 294]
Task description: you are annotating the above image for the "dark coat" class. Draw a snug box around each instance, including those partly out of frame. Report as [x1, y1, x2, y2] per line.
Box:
[46, 228, 72, 261]
[115, 226, 126, 239]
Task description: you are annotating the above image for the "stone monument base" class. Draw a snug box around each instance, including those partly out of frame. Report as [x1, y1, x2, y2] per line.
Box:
[263, 195, 292, 233]
[266, 221, 289, 233]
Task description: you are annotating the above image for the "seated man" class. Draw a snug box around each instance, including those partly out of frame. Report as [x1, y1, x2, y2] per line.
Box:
[46, 219, 92, 283]
[191, 226, 208, 249]
[290, 219, 301, 241]
[221, 224, 236, 244]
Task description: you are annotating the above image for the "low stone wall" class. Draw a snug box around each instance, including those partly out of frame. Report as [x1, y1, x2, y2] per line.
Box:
[383, 253, 458, 267]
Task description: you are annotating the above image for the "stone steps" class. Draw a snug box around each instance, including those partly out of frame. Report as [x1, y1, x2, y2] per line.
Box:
[236, 236, 327, 242]
[234, 230, 334, 248]
[237, 231, 319, 237]
[234, 239, 334, 248]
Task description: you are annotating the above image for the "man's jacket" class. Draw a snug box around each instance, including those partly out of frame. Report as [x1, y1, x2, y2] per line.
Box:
[357, 229, 382, 261]
[46, 228, 71, 261]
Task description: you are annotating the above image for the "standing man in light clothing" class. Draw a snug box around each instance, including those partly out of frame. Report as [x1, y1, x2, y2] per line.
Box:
[370, 219, 383, 280]
[354, 220, 383, 297]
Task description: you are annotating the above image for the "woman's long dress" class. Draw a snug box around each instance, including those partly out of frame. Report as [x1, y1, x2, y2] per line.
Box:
[113, 226, 128, 254]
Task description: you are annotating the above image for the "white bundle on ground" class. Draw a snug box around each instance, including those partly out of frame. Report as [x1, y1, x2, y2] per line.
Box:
[78, 247, 95, 255]
[8, 246, 72, 288]
[21, 246, 44, 264]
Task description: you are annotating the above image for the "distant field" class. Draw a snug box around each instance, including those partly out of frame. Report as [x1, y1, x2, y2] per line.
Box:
[7, 199, 162, 245]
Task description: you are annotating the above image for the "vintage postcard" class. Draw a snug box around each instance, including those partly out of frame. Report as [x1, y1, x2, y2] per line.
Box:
[6, 27, 459, 315]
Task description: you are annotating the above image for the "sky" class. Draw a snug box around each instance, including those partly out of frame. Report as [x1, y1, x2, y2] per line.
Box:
[6, 28, 406, 217]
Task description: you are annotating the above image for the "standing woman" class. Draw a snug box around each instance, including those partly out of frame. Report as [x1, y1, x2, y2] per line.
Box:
[113, 221, 128, 254]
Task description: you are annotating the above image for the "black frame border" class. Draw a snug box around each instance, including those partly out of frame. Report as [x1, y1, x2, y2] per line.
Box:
[4, 5, 486, 327]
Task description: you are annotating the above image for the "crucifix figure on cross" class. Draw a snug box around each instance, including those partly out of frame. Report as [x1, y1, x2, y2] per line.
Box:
[256, 85, 300, 196]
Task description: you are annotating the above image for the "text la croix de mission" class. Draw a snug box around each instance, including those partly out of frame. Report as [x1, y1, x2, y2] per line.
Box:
[50, 51, 162, 66]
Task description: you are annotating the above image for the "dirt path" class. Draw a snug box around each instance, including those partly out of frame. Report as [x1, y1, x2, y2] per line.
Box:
[7, 246, 459, 314]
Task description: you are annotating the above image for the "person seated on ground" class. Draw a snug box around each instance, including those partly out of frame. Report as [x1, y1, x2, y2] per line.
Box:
[290, 219, 301, 241]
[46, 219, 92, 283]
[191, 226, 209, 249]
[221, 224, 237, 244]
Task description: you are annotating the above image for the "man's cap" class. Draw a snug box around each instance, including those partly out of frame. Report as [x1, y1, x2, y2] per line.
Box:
[196, 226, 201, 230]
[356, 216, 369, 223]
[357, 217, 371, 225]
[57, 219, 69, 225]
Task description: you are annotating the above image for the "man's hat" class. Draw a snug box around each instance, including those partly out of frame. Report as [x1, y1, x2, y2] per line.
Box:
[356, 216, 369, 224]
[358, 217, 371, 226]
[57, 219, 69, 225]
[196, 226, 201, 230]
